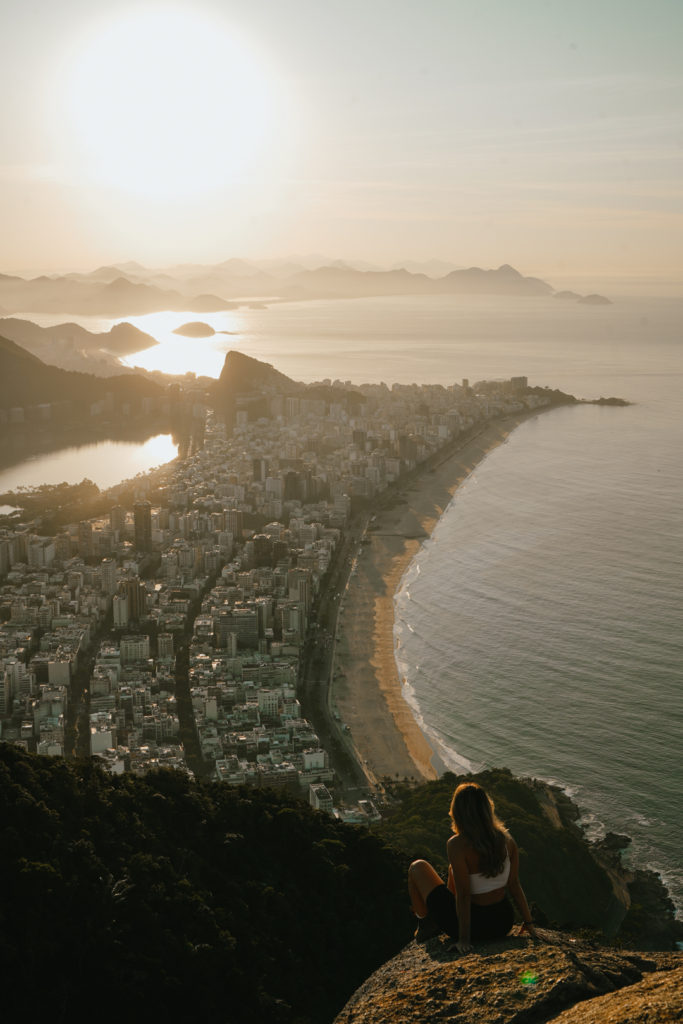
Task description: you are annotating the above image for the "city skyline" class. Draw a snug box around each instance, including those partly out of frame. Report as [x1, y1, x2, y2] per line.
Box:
[1, 0, 681, 285]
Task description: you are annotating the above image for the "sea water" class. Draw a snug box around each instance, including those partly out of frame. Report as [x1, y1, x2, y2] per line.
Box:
[395, 388, 683, 914]
[16, 293, 683, 911]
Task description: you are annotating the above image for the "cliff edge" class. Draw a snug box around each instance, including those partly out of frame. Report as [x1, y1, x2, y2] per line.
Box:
[334, 932, 681, 1023]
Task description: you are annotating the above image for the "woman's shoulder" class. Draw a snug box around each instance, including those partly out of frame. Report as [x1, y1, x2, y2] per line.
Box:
[447, 832, 468, 855]
[503, 831, 518, 856]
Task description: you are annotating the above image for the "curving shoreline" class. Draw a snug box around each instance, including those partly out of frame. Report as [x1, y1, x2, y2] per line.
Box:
[331, 408, 548, 785]
[330, 404, 683, 939]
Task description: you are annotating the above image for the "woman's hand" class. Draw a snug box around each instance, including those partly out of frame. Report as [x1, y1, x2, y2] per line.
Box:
[455, 939, 472, 954]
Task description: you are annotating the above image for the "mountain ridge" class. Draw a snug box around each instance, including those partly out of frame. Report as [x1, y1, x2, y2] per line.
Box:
[0, 332, 162, 410]
[0, 317, 159, 375]
[0, 260, 610, 314]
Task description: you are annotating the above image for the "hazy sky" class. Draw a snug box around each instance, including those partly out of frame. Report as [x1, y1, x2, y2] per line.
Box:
[1, 0, 681, 280]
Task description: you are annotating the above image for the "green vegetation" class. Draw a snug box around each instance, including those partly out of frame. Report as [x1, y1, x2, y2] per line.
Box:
[2, 751, 678, 1022]
[378, 769, 616, 932]
[0, 744, 409, 1023]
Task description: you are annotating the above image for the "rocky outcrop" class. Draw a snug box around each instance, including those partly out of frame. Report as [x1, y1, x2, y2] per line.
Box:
[334, 931, 681, 1024]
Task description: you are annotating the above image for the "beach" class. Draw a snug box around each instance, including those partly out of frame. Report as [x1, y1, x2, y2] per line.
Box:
[331, 410, 547, 787]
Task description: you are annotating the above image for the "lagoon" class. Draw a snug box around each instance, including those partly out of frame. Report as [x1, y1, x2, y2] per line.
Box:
[0, 434, 177, 497]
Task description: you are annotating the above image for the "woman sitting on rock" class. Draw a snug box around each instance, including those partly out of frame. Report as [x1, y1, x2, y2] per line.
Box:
[408, 781, 537, 952]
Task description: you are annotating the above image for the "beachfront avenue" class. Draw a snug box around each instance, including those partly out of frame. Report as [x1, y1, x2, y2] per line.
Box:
[0, 376, 565, 819]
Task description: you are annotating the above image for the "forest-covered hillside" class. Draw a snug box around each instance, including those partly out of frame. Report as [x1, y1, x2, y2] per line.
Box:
[1, 749, 678, 1024]
[0, 744, 408, 1023]
[377, 768, 682, 949]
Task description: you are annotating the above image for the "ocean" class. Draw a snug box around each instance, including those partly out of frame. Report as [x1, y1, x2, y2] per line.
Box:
[17, 292, 683, 912]
[395, 390, 683, 914]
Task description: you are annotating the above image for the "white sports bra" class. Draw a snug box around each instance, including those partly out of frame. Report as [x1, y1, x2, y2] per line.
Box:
[469, 853, 510, 894]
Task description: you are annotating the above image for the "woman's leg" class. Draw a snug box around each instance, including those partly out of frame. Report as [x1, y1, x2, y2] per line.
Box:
[408, 859, 444, 917]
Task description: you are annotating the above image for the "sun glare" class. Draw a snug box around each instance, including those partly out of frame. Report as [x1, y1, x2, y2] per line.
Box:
[60, 7, 290, 198]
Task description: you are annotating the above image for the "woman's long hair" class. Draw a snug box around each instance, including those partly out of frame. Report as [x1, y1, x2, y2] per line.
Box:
[449, 782, 508, 876]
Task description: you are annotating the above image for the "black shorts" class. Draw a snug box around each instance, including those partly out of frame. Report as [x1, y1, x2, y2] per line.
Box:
[425, 884, 515, 941]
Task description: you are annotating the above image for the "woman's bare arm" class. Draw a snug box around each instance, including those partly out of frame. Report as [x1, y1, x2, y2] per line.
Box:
[447, 835, 472, 952]
[506, 837, 538, 937]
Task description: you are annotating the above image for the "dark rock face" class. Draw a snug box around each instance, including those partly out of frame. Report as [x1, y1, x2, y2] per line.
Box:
[334, 931, 681, 1024]
[211, 349, 302, 433]
[215, 349, 299, 395]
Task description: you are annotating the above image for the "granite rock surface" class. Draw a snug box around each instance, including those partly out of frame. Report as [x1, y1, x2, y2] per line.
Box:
[333, 931, 681, 1024]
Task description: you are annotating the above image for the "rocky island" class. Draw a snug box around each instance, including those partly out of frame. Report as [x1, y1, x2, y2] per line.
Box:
[172, 320, 217, 337]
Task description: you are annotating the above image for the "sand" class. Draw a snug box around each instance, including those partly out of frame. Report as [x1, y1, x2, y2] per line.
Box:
[331, 411, 547, 787]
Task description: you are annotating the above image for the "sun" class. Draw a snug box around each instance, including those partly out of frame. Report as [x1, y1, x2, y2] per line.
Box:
[59, 7, 289, 199]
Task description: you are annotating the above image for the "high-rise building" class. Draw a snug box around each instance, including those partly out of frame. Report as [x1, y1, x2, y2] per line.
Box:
[157, 633, 174, 660]
[129, 578, 147, 621]
[112, 592, 129, 627]
[133, 502, 152, 552]
[110, 505, 126, 536]
[288, 568, 312, 611]
[120, 634, 151, 664]
[253, 534, 273, 568]
[100, 557, 117, 596]
[0, 538, 9, 578]
[53, 532, 72, 563]
[117, 578, 146, 622]
[78, 521, 93, 558]
[224, 508, 243, 538]
[214, 607, 258, 649]
[252, 457, 269, 482]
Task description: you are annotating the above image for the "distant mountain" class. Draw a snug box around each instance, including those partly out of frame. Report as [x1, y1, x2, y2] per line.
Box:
[284, 265, 430, 299]
[105, 321, 160, 353]
[0, 260, 610, 313]
[217, 258, 266, 277]
[0, 333, 162, 410]
[441, 263, 553, 295]
[0, 272, 232, 316]
[180, 271, 273, 299]
[555, 290, 612, 305]
[282, 263, 554, 299]
[0, 317, 158, 375]
[113, 259, 149, 273]
[84, 278, 229, 315]
[391, 258, 460, 276]
[63, 265, 136, 285]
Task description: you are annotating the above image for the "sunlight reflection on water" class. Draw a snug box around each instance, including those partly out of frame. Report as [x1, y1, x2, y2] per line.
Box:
[119, 310, 247, 376]
[0, 434, 178, 493]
